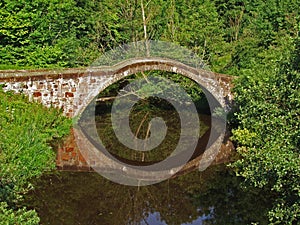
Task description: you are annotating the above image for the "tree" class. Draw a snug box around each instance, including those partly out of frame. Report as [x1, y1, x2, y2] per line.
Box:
[0, 0, 95, 68]
[231, 37, 300, 224]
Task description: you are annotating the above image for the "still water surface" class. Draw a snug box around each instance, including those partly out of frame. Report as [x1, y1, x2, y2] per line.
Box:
[23, 165, 272, 225]
[24, 99, 273, 224]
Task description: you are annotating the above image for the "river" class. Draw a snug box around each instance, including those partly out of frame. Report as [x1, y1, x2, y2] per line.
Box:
[23, 106, 273, 225]
[23, 164, 273, 225]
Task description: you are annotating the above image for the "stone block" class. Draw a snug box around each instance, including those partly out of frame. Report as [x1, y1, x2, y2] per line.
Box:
[61, 153, 70, 161]
[33, 92, 42, 97]
[65, 92, 74, 97]
[66, 147, 74, 153]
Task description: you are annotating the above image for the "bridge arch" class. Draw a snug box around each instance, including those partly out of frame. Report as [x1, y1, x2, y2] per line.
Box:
[76, 57, 232, 118]
[74, 56, 231, 186]
[0, 41, 234, 185]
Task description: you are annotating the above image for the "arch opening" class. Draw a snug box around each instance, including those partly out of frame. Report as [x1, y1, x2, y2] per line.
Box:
[75, 58, 226, 176]
[82, 70, 214, 166]
[73, 43, 228, 186]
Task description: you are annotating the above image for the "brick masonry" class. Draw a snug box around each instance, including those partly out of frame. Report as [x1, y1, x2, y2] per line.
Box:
[56, 129, 91, 171]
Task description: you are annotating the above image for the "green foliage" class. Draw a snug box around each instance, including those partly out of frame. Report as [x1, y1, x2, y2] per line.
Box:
[0, 0, 300, 72]
[0, 89, 72, 192]
[0, 0, 95, 68]
[98, 70, 209, 112]
[231, 43, 300, 223]
[172, 0, 225, 58]
[1, 1, 300, 223]
[0, 202, 39, 225]
[0, 87, 71, 222]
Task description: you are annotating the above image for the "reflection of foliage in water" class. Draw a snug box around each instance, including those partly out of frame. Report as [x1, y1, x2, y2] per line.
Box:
[23, 165, 274, 225]
[95, 100, 209, 163]
[189, 167, 275, 225]
[98, 70, 210, 112]
[93, 70, 210, 163]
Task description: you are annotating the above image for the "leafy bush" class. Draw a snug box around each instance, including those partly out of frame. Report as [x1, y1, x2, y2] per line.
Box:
[231, 56, 300, 224]
[0, 202, 39, 225]
[0, 87, 72, 222]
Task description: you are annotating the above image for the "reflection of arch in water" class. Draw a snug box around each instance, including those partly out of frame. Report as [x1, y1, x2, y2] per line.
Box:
[75, 41, 232, 185]
[75, 56, 230, 185]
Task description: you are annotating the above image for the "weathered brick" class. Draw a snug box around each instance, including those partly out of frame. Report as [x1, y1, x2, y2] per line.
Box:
[78, 152, 87, 163]
[61, 153, 70, 161]
[66, 147, 74, 153]
[33, 92, 42, 97]
[65, 92, 74, 97]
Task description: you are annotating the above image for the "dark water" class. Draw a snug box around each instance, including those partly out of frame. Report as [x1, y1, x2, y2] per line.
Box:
[93, 110, 211, 165]
[23, 165, 273, 225]
[23, 99, 273, 224]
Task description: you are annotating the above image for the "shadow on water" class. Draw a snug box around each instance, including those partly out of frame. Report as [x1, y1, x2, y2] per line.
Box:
[23, 165, 274, 225]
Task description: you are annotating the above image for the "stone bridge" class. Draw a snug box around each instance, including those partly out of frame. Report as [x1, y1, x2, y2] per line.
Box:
[0, 57, 233, 117]
[0, 57, 234, 182]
